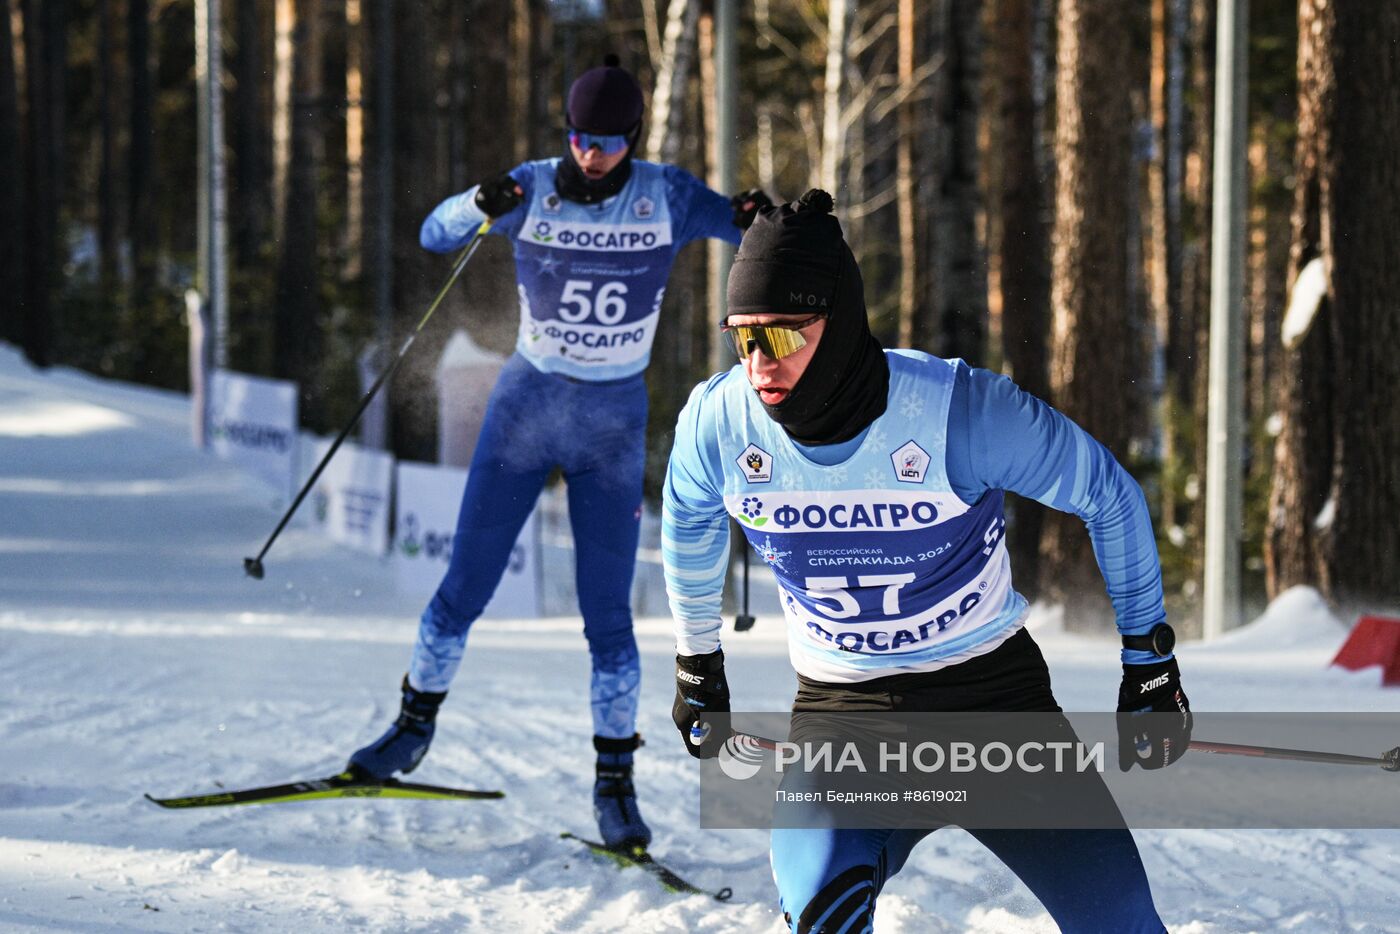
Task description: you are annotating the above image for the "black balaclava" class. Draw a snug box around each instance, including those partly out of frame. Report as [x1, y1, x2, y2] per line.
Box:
[556, 54, 645, 204]
[725, 189, 889, 445]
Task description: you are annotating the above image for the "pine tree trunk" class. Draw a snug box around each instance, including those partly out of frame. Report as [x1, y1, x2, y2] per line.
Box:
[991, 0, 1050, 600]
[1245, 121, 1288, 454]
[273, 0, 324, 417]
[1044, 0, 1134, 632]
[1182, 0, 1215, 602]
[647, 0, 698, 164]
[1266, 0, 1334, 601]
[232, 0, 271, 274]
[510, 0, 543, 164]
[819, 0, 853, 193]
[895, 0, 918, 348]
[128, 0, 156, 311]
[343, 0, 364, 280]
[0, 0, 25, 345]
[387, 0, 439, 460]
[273, 0, 293, 238]
[19, 0, 64, 368]
[936, 0, 985, 363]
[463, 0, 518, 333]
[97, 0, 120, 289]
[362, 0, 394, 446]
[1320, 2, 1400, 615]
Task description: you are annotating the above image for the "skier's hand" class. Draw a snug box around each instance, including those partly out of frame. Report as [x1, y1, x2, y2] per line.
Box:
[474, 172, 525, 219]
[672, 650, 731, 759]
[347, 675, 448, 780]
[1116, 658, 1192, 771]
[730, 188, 773, 229]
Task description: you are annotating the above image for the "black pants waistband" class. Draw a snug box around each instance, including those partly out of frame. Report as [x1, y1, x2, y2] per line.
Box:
[793, 629, 1061, 714]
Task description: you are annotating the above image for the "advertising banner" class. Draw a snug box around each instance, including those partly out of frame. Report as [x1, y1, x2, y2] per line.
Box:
[394, 461, 540, 617]
[209, 369, 298, 501]
[305, 438, 394, 555]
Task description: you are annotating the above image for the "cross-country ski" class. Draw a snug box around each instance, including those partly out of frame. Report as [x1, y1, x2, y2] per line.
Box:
[145, 772, 504, 808]
[560, 832, 733, 901]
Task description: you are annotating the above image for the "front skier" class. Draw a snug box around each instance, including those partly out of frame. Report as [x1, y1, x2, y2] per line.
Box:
[663, 191, 1191, 931]
[346, 55, 769, 851]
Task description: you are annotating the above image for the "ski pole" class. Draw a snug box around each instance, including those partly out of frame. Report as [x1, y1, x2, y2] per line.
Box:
[703, 733, 1400, 774]
[734, 539, 755, 631]
[243, 219, 494, 580]
[1188, 740, 1400, 771]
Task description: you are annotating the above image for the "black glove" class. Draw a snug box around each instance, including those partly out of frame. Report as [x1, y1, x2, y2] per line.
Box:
[1117, 658, 1192, 771]
[474, 172, 525, 218]
[347, 675, 447, 779]
[730, 188, 773, 229]
[672, 650, 731, 759]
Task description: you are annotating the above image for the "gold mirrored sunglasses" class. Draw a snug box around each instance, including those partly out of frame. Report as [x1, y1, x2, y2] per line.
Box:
[720, 315, 825, 360]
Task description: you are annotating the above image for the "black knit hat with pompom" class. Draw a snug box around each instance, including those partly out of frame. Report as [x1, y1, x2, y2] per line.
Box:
[726, 189, 849, 318]
[725, 190, 890, 446]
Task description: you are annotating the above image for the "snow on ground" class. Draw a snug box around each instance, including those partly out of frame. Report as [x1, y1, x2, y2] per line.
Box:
[1, 343, 1397, 933]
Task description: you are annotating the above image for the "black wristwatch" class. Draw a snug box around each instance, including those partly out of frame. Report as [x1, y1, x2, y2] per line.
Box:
[1122, 622, 1176, 657]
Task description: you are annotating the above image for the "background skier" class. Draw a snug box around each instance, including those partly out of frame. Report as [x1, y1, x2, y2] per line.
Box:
[347, 55, 769, 852]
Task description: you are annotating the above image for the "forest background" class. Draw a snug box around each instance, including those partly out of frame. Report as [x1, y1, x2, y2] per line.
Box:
[3, 0, 1397, 635]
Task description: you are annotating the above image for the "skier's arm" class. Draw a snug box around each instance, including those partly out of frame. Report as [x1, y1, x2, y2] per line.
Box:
[662, 378, 732, 656]
[420, 168, 529, 252]
[665, 166, 745, 247]
[946, 364, 1168, 665]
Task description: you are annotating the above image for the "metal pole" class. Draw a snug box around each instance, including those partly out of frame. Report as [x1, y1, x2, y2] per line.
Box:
[195, 0, 228, 371]
[710, 0, 749, 627]
[1190, 741, 1400, 771]
[1202, 0, 1248, 640]
[708, 0, 738, 374]
[368, 0, 394, 450]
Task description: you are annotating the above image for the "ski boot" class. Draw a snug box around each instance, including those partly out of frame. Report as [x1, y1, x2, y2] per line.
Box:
[592, 734, 652, 850]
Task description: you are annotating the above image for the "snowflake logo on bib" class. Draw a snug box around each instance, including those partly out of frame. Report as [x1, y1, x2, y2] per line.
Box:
[752, 535, 792, 573]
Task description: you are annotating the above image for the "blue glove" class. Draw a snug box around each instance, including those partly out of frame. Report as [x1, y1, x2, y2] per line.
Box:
[347, 676, 447, 779]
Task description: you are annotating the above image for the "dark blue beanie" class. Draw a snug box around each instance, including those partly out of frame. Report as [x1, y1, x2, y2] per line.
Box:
[567, 54, 644, 134]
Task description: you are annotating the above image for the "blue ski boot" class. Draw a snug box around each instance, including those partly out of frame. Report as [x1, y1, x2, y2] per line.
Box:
[593, 734, 652, 850]
[347, 676, 447, 779]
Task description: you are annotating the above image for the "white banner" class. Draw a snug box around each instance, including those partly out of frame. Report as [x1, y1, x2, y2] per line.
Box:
[209, 369, 298, 501]
[304, 438, 394, 555]
[394, 461, 540, 618]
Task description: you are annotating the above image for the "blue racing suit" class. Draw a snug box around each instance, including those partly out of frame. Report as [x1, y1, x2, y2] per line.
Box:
[412, 158, 740, 739]
[663, 351, 1168, 932]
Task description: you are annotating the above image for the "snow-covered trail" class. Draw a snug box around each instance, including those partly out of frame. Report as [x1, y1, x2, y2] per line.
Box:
[1, 345, 1397, 932]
